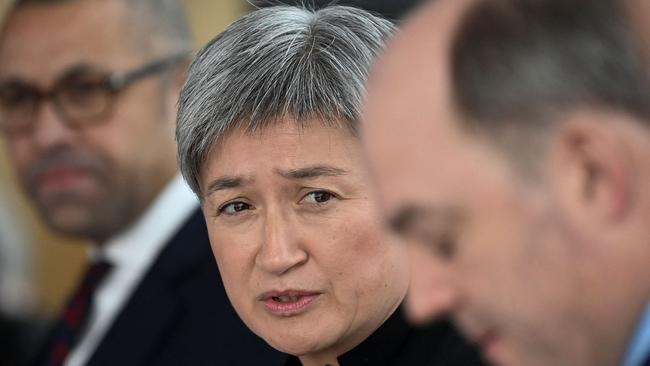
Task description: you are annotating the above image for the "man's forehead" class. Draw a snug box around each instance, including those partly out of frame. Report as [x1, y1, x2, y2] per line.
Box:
[362, 0, 481, 190]
[0, 0, 133, 81]
[363, 0, 477, 161]
[366, 0, 477, 89]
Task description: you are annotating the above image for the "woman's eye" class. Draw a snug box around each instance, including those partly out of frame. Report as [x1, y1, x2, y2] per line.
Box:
[303, 191, 335, 205]
[219, 201, 251, 215]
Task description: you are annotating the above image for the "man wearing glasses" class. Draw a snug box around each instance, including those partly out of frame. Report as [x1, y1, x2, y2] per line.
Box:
[0, 0, 283, 365]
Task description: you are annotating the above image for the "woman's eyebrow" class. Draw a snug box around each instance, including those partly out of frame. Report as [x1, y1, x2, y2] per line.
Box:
[205, 175, 254, 196]
[277, 165, 350, 180]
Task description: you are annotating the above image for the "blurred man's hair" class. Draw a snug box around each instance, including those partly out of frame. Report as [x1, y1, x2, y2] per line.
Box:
[176, 5, 395, 196]
[12, 0, 192, 56]
[451, 0, 650, 175]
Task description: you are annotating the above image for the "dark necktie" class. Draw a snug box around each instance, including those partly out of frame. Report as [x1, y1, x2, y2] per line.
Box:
[45, 260, 112, 366]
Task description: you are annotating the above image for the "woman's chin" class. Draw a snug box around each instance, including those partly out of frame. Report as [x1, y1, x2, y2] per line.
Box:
[265, 335, 322, 356]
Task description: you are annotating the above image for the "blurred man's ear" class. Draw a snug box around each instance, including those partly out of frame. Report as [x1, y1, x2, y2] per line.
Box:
[548, 111, 636, 230]
[172, 60, 190, 91]
[163, 60, 190, 115]
[405, 242, 457, 325]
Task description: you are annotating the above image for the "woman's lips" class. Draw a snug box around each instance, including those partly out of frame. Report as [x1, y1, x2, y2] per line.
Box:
[259, 290, 321, 317]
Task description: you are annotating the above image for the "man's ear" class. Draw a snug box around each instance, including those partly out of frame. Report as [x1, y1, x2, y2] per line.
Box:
[548, 112, 635, 226]
[164, 60, 190, 112]
[172, 60, 190, 90]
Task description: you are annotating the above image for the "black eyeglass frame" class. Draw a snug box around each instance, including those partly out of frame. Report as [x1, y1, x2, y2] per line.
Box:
[0, 52, 190, 133]
[106, 52, 189, 93]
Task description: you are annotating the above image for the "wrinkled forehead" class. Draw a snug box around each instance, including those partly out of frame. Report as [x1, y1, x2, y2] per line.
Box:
[0, 0, 136, 83]
[211, 115, 357, 154]
[200, 116, 360, 172]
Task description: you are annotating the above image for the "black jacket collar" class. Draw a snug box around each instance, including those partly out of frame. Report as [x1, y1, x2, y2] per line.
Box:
[285, 306, 486, 366]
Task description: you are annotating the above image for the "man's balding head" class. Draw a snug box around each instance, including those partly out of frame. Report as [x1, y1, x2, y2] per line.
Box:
[363, 0, 650, 365]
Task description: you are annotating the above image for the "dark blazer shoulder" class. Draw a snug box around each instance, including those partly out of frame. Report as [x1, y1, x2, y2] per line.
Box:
[88, 209, 285, 366]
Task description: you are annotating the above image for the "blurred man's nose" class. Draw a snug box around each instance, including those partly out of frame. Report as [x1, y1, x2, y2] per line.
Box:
[405, 243, 459, 324]
[31, 101, 77, 150]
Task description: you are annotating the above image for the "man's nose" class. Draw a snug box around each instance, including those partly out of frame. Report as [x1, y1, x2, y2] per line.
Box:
[405, 243, 460, 324]
[31, 100, 77, 150]
[255, 210, 308, 276]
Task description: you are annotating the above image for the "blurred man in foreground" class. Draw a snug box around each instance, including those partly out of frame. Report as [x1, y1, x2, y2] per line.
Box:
[363, 0, 650, 365]
[0, 0, 282, 365]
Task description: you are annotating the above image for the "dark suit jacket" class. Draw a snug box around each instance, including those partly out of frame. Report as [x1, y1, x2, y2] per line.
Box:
[32, 209, 285, 366]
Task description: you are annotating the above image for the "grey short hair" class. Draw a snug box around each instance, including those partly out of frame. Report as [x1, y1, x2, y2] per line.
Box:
[176, 5, 395, 197]
[12, 0, 192, 56]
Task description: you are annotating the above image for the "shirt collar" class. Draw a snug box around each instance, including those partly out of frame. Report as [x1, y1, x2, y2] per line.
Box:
[90, 174, 199, 268]
[623, 300, 650, 366]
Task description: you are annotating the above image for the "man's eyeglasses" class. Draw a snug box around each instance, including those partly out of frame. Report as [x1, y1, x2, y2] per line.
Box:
[0, 52, 189, 134]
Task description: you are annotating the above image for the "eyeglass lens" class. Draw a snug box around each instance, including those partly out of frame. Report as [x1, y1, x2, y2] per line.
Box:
[0, 67, 115, 132]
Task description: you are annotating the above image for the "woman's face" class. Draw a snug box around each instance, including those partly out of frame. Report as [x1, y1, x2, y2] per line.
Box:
[200, 119, 409, 361]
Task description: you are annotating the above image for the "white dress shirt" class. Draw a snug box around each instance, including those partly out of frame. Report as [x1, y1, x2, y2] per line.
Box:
[65, 175, 199, 366]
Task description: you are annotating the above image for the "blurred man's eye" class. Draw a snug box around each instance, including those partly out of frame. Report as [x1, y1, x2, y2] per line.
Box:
[66, 79, 105, 95]
[406, 225, 458, 260]
[58, 77, 110, 108]
[431, 232, 458, 260]
[388, 206, 419, 235]
[0, 85, 37, 109]
[388, 205, 462, 260]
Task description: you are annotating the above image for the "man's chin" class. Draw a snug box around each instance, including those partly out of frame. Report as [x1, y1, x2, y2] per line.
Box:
[40, 205, 102, 239]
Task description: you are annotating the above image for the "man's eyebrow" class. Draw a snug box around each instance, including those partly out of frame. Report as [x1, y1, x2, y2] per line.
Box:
[205, 175, 253, 196]
[387, 204, 464, 234]
[278, 165, 350, 180]
[0, 63, 104, 87]
[61, 63, 97, 75]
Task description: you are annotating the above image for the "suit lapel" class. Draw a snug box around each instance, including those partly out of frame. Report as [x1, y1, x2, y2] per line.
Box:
[86, 210, 208, 366]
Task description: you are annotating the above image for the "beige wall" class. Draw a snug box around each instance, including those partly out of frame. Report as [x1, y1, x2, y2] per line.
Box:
[184, 0, 249, 46]
[0, 0, 249, 315]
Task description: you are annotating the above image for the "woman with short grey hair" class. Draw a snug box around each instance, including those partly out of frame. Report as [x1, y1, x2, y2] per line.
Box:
[177, 5, 484, 366]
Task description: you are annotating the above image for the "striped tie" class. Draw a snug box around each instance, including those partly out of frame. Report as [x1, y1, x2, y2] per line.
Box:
[45, 260, 112, 366]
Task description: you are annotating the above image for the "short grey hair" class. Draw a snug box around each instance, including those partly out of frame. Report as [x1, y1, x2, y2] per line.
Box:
[176, 5, 395, 197]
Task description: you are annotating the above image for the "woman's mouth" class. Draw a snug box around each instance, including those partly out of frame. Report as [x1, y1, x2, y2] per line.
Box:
[260, 291, 321, 316]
